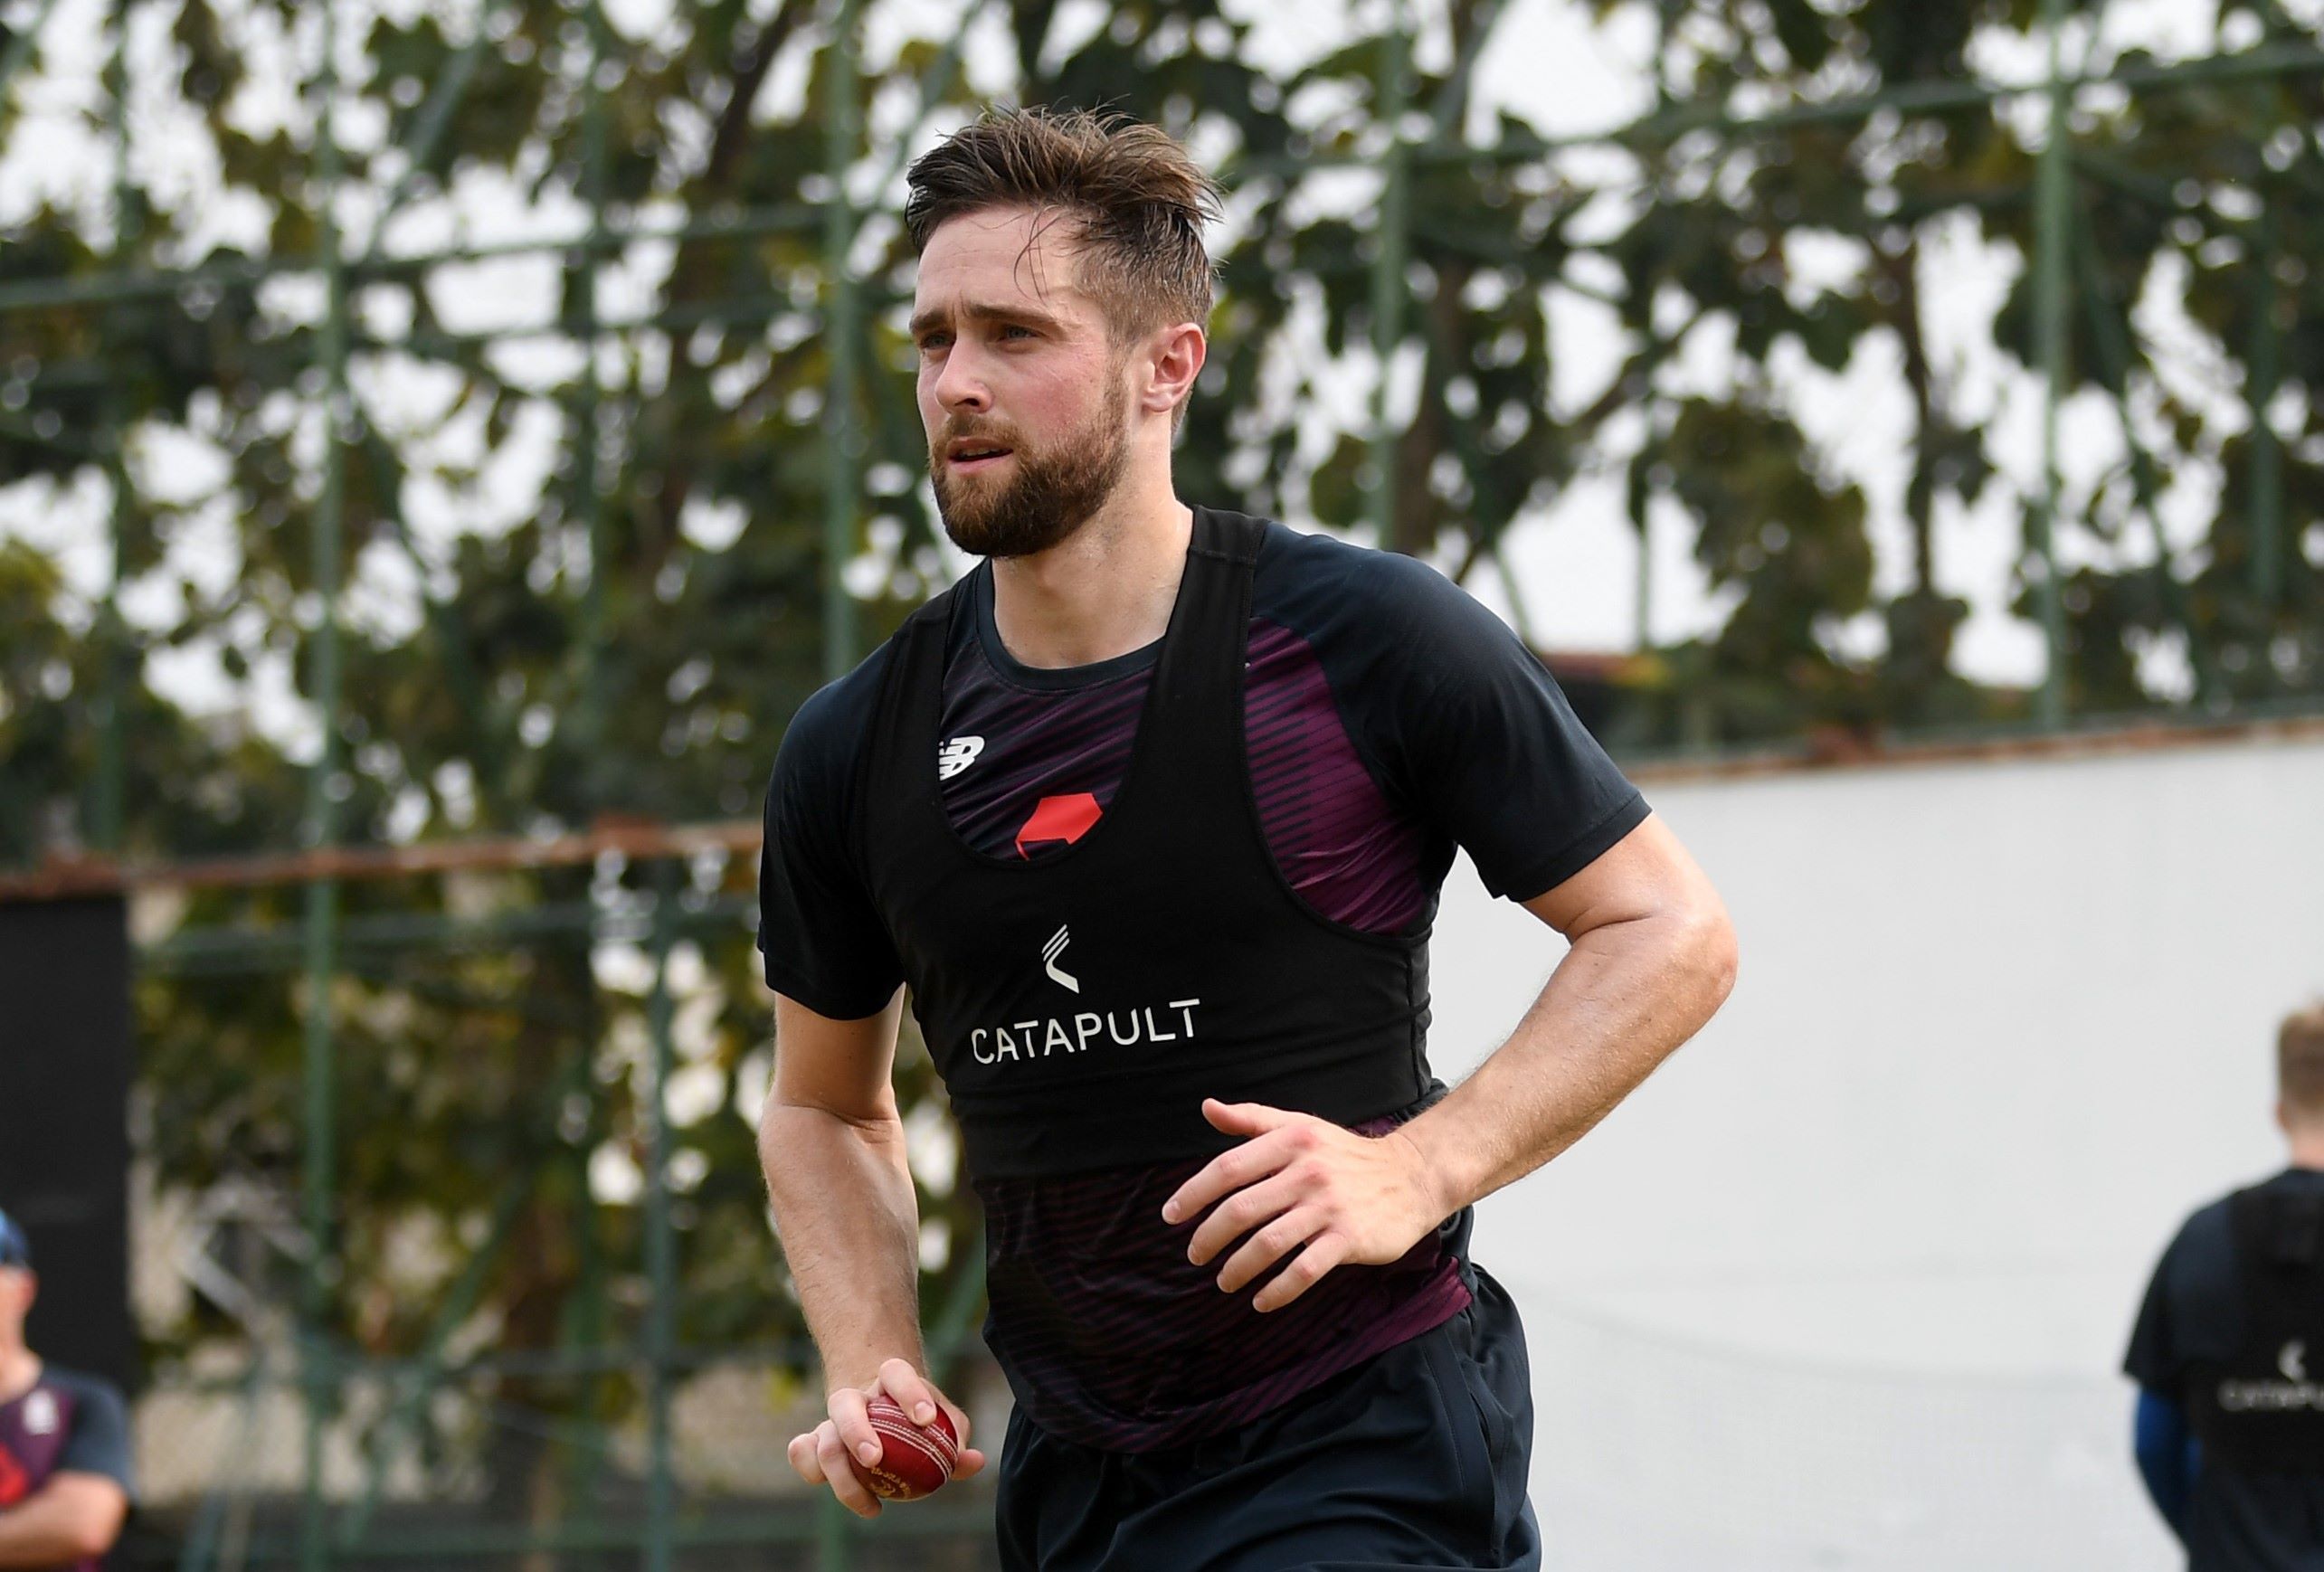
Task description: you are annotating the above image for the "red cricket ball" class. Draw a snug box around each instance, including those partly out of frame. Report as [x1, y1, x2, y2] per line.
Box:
[850, 1394, 960, 1501]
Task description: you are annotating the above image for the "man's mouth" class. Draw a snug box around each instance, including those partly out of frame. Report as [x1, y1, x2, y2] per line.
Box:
[945, 440, 1015, 470]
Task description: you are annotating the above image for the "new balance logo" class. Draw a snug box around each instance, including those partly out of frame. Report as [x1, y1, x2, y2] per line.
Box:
[1042, 924, 1079, 993]
[937, 735, 986, 781]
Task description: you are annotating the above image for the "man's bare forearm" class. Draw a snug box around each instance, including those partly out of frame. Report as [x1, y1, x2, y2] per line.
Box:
[0, 1478, 127, 1567]
[760, 1101, 925, 1393]
[1400, 904, 1737, 1216]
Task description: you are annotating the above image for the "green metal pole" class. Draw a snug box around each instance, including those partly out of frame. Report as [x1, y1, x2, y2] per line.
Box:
[2071, 200, 2217, 706]
[299, 5, 350, 1569]
[1367, 1, 1411, 552]
[2245, 194, 2283, 610]
[816, 1498, 851, 1572]
[2030, 0, 2073, 728]
[93, 0, 134, 852]
[643, 866, 679, 1572]
[821, 0, 862, 685]
[575, 0, 612, 770]
[1634, 0, 1676, 655]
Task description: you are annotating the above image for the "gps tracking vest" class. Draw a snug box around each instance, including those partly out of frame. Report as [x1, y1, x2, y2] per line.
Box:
[2186, 1186, 2324, 1473]
[859, 509, 1436, 1178]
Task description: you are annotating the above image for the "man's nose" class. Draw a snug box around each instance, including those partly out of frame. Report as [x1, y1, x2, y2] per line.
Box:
[933, 345, 991, 412]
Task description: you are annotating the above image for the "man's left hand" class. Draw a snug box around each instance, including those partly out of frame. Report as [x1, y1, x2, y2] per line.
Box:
[1161, 1098, 1450, 1312]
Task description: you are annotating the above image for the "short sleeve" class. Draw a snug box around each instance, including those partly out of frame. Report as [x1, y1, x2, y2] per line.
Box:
[2124, 1232, 2185, 1390]
[54, 1377, 133, 1498]
[2124, 1199, 2243, 1390]
[1361, 554, 1647, 901]
[755, 661, 906, 1019]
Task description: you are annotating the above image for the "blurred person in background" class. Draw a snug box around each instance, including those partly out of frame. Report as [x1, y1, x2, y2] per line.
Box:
[2126, 1003, 2324, 1569]
[0, 1209, 132, 1572]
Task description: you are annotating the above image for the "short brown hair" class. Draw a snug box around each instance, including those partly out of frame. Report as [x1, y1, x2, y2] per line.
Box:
[904, 107, 1222, 341]
[2282, 1002, 2324, 1114]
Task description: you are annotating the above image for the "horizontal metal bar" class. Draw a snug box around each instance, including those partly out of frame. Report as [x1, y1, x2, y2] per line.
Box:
[218, 1502, 1001, 1562]
[1226, 40, 2324, 180]
[0, 817, 761, 901]
[0, 204, 823, 314]
[163, 1337, 822, 1395]
[7, 44, 2319, 318]
[140, 895, 759, 972]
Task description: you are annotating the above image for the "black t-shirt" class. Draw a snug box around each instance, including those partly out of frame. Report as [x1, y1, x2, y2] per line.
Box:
[757, 514, 1646, 1445]
[2127, 1167, 2324, 1570]
[760, 516, 1646, 1019]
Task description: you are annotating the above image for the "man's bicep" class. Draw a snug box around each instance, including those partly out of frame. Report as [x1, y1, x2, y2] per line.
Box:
[771, 989, 906, 1123]
[1519, 813, 1724, 941]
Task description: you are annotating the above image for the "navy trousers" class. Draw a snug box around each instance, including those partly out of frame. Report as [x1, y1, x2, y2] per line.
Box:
[995, 1263, 1541, 1571]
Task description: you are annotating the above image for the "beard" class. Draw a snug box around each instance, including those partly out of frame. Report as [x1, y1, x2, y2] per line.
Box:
[929, 380, 1133, 559]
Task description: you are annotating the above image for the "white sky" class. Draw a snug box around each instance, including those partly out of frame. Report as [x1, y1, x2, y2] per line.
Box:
[0, 0, 2302, 753]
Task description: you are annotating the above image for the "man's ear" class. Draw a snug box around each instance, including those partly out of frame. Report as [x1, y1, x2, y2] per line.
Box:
[1139, 322, 1207, 420]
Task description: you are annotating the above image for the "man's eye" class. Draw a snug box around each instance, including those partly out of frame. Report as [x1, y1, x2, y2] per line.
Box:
[1000, 325, 1036, 340]
[919, 334, 952, 352]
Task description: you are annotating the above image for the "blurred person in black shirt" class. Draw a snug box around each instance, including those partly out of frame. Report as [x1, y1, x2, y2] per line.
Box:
[2126, 1003, 2324, 1570]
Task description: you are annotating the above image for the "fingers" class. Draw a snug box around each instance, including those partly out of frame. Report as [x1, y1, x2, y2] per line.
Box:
[828, 1385, 880, 1472]
[1200, 1096, 1291, 1136]
[1162, 1117, 1316, 1225]
[1213, 1205, 1329, 1295]
[1184, 1169, 1304, 1267]
[875, 1359, 982, 1467]
[785, 1428, 823, 1485]
[1251, 1230, 1352, 1314]
[951, 1445, 990, 1481]
[879, 1358, 944, 1430]
[804, 1420, 883, 1518]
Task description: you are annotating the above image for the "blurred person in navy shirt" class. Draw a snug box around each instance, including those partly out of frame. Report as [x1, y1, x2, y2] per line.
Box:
[0, 1210, 131, 1572]
[2125, 1003, 2324, 1570]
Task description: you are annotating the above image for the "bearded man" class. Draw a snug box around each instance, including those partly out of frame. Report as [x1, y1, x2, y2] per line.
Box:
[754, 106, 1738, 1570]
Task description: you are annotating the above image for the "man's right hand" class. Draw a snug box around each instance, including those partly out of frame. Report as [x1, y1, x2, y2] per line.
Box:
[784, 1356, 989, 1518]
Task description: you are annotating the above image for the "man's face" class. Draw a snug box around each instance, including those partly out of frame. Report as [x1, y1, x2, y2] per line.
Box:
[911, 207, 1134, 558]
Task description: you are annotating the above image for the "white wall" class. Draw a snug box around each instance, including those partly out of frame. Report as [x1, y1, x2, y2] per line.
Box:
[1428, 728, 2324, 1569]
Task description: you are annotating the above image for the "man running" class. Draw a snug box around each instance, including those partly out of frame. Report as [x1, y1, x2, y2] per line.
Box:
[757, 106, 1738, 1569]
[2127, 1003, 2324, 1568]
[0, 1210, 133, 1572]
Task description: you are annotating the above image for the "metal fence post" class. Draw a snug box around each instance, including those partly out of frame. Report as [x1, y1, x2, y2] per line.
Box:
[821, 0, 863, 685]
[2031, 0, 2075, 727]
[92, 0, 135, 853]
[576, 0, 613, 764]
[2246, 194, 2284, 611]
[299, 2, 352, 1569]
[644, 863, 680, 1572]
[1366, 0, 1411, 552]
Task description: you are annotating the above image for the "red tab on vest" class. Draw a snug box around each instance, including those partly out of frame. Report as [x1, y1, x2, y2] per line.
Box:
[1015, 793, 1103, 857]
[0, 1444, 26, 1507]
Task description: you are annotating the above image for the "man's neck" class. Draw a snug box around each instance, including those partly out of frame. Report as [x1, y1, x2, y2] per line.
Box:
[0, 1347, 41, 1404]
[2288, 1129, 2324, 1171]
[988, 476, 1194, 669]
